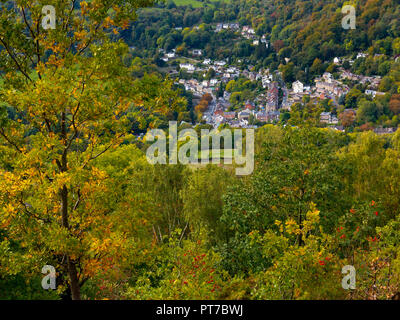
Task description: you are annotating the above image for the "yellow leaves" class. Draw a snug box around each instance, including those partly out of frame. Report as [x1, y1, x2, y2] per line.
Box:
[74, 30, 88, 41]
[275, 220, 284, 233]
[285, 218, 301, 235]
[46, 54, 65, 68]
[303, 203, 320, 234]
[3, 203, 17, 215]
[89, 238, 102, 254]
[50, 43, 65, 54]
[81, 1, 89, 15]
[103, 16, 114, 28]
[282, 203, 321, 238]
[297, 247, 306, 256]
[91, 167, 108, 181]
[306, 206, 320, 223]
[84, 259, 102, 277]
[0, 171, 25, 198]
[44, 172, 72, 195]
[1, 203, 17, 228]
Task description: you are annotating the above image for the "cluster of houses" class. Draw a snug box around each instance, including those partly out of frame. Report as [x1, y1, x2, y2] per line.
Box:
[215, 23, 240, 32]
[286, 51, 385, 108]
[288, 66, 384, 109]
[168, 40, 395, 129]
[252, 35, 269, 48]
[178, 78, 217, 96]
[213, 23, 257, 38]
[160, 49, 177, 62]
[208, 100, 280, 128]
[176, 62, 276, 105]
[178, 57, 274, 85]
[255, 110, 281, 123]
[241, 27, 269, 48]
[206, 22, 269, 46]
[315, 72, 350, 98]
[177, 59, 273, 100]
[161, 48, 204, 63]
[288, 72, 350, 106]
[334, 54, 384, 90]
[179, 59, 240, 80]
[339, 69, 382, 89]
[265, 82, 280, 111]
[320, 112, 339, 125]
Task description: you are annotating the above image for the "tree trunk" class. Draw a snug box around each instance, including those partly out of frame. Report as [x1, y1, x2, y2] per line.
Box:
[59, 111, 81, 299]
[68, 257, 81, 300]
[61, 184, 81, 300]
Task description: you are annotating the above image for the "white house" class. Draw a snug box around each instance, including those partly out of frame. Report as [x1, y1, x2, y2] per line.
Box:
[365, 89, 377, 97]
[215, 60, 227, 67]
[292, 80, 304, 94]
[192, 49, 203, 56]
[365, 90, 385, 98]
[323, 72, 333, 82]
[357, 52, 367, 59]
[179, 63, 195, 72]
[262, 75, 272, 88]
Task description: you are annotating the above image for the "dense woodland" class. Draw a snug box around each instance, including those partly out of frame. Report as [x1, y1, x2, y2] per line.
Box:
[1, 0, 400, 300]
[123, 0, 400, 129]
[127, 0, 400, 77]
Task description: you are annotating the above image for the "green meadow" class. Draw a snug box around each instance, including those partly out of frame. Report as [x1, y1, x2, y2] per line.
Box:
[172, 0, 231, 8]
[173, 0, 205, 7]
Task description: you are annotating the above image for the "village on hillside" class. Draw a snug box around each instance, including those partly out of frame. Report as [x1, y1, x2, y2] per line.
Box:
[156, 23, 388, 133]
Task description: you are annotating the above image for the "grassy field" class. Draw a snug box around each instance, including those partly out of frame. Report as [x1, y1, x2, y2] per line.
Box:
[172, 0, 231, 8]
[173, 0, 205, 7]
